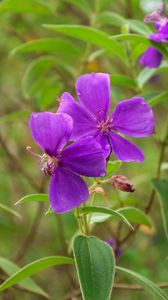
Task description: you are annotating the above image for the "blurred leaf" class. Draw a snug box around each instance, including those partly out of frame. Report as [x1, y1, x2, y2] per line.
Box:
[111, 34, 149, 44]
[137, 62, 168, 88]
[11, 38, 80, 59]
[0, 257, 48, 298]
[153, 179, 168, 239]
[110, 74, 137, 88]
[96, 11, 125, 27]
[97, 12, 152, 35]
[116, 266, 168, 300]
[38, 78, 63, 109]
[22, 57, 57, 98]
[64, 0, 91, 15]
[0, 203, 21, 219]
[73, 235, 115, 300]
[137, 68, 155, 88]
[148, 92, 168, 107]
[0, 0, 53, 15]
[117, 207, 151, 227]
[0, 256, 74, 292]
[126, 19, 152, 35]
[81, 206, 133, 229]
[105, 160, 121, 178]
[15, 194, 49, 205]
[0, 111, 29, 123]
[43, 24, 126, 60]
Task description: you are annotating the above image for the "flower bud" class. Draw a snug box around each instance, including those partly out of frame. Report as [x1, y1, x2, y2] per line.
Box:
[111, 175, 135, 193]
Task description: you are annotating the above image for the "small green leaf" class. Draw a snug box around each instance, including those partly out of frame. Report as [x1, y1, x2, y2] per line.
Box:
[73, 235, 115, 300]
[111, 75, 137, 89]
[148, 92, 168, 107]
[137, 68, 155, 88]
[153, 179, 168, 239]
[0, 257, 48, 298]
[43, 25, 126, 61]
[15, 194, 49, 205]
[117, 207, 151, 227]
[111, 33, 150, 44]
[0, 0, 53, 15]
[97, 12, 152, 35]
[0, 203, 21, 219]
[105, 160, 121, 178]
[116, 266, 168, 300]
[22, 57, 57, 98]
[11, 38, 80, 59]
[81, 206, 133, 229]
[0, 256, 74, 292]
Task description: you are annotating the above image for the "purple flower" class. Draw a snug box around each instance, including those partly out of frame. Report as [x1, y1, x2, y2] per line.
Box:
[57, 73, 154, 162]
[29, 112, 106, 213]
[139, 46, 163, 68]
[140, 8, 168, 68]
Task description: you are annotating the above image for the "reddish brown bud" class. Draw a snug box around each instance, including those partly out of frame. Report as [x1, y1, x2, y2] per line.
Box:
[111, 175, 135, 193]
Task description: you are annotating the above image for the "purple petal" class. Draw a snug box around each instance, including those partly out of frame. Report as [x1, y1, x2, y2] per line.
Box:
[95, 132, 111, 158]
[109, 132, 144, 162]
[139, 46, 162, 68]
[111, 97, 154, 138]
[29, 112, 73, 156]
[149, 33, 166, 42]
[57, 92, 97, 140]
[61, 136, 106, 177]
[49, 167, 89, 213]
[76, 73, 110, 121]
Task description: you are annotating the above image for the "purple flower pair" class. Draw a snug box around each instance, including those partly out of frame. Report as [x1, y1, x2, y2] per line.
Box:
[140, 7, 168, 68]
[29, 73, 154, 214]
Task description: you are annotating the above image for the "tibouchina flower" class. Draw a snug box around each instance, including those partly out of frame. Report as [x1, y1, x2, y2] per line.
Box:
[140, 7, 168, 68]
[58, 73, 154, 162]
[29, 112, 106, 213]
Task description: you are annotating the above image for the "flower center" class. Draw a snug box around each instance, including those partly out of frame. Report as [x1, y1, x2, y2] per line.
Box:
[26, 146, 60, 176]
[41, 155, 59, 176]
[97, 117, 113, 133]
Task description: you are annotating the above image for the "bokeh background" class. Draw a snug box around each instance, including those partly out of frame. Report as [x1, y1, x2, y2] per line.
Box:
[0, 0, 168, 299]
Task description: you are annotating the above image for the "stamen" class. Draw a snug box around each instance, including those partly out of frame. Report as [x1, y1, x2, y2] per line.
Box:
[26, 146, 42, 158]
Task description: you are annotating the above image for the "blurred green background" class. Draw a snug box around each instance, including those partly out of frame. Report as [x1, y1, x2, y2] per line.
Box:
[0, 0, 168, 299]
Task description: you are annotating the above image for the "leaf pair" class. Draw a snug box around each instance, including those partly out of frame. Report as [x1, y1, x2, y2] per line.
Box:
[0, 238, 167, 300]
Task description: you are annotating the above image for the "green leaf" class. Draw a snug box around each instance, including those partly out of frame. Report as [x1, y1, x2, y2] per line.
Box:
[97, 12, 152, 35]
[137, 68, 155, 88]
[73, 235, 115, 300]
[148, 92, 168, 107]
[0, 203, 21, 219]
[116, 266, 168, 300]
[137, 62, 168, 88]
[126, 19, 152, 35]
[81, 206, 133, 229]
[153, 179, 168, 239]
[0, 257, 48, 298]
[43, 25, 126, 61]
[90, 213, 111, 224]
[11, 38, 80, 59]
[22, 57, 57, 98]
[111, 33, 150, 44]
[64, 0, 91, 16]
[117, 207, 151, 227]
[0, 0, 53, 15]
[110, 74, 137, 88]
[105, 160, 121, 178]
[15, 194, 49, 205]
[0, 256, 74, 292]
